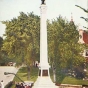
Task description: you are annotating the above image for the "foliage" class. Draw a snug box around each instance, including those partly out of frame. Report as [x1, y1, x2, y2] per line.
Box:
[2, 12, 40, 66]
[48, 16, 85, 70]
[11, 66, 88, 88]
[75, 4, 88, 78]
[56, 67, 88, 85]
[0, 37, 3, 60]
[5, 81, 13, 88]
[0, 37, 7, 65]
[75, 5, 88, 29]
[0, 37, 3, 48]
[14, 66, 38, 82]
[1, 12, 40, 79]
[1, 11, 86, 79]
[13, 66, 38, 82]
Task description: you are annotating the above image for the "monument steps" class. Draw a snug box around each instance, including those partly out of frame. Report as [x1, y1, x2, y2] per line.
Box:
[33, 76, 58, 88]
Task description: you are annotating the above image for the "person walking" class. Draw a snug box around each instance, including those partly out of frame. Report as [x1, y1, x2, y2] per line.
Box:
[20, 83, 25, 88]
[15, 83, 20, 88]
[0, 80, 4, 88]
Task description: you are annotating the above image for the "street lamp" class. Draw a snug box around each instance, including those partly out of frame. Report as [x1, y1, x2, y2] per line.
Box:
[4, 72, 25, 84]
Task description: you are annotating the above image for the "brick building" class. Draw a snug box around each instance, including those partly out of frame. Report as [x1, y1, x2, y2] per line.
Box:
[78, 29, 88, 62]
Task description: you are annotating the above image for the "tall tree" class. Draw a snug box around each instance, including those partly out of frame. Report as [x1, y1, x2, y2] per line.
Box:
[48, 16, 85, 70]
[2, 12, 40, 79]
[0, 37, 3, 65]
[75, 4, 88, 77]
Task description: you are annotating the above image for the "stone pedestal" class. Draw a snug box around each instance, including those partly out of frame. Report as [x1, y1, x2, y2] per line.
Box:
[32, 2, 58, 88]
[33, 76, 58, 88]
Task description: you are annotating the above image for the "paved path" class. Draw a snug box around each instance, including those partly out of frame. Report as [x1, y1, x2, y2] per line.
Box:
[0, 66, 18, 86]
[57, 84, 82, 88]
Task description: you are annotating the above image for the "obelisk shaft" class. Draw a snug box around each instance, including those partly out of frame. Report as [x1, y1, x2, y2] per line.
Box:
[32, 1, 58, 88]
[40, 5, 49, 68]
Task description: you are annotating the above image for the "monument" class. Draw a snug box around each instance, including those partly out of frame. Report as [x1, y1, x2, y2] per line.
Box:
[32, 0, 58, 88]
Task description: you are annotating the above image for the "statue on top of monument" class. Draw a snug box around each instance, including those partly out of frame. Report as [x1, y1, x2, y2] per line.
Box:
[41, 0, 45, 5]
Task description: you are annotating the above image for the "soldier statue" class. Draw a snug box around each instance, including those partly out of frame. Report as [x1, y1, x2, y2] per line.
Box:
[41, 0, 45, 4]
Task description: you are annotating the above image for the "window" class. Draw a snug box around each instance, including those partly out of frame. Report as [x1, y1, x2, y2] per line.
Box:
[42, 70, 48, 76]
[39, 69, 48, 76]
[86, 50, 88, 56]
[79, 35, 82, 38]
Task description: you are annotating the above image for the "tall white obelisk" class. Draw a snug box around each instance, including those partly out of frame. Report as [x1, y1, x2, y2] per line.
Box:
[33, 0, 58, 88]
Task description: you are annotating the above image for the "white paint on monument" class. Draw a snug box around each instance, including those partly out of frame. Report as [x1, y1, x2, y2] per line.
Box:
[40, 4, 50, 69]
[32, 0, 58, 88]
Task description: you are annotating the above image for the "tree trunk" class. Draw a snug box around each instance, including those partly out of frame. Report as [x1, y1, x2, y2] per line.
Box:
[53, 67, 56, 82]
[27, 65, 30, 80]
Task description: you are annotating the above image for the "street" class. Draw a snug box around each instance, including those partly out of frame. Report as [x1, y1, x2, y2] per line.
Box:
[0, 66, 18, 86]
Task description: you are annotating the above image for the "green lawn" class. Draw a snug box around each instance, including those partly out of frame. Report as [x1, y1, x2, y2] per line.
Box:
[13, 66, 38, 82]
[57, 76, 88, 85]
[56, 70, 88, 85]
[9, 66, 38, 88]
[6, 66, 88, 88]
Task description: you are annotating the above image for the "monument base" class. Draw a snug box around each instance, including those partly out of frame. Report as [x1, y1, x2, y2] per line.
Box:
[32, 76, 58, 88]
[32, 62, 58, 88]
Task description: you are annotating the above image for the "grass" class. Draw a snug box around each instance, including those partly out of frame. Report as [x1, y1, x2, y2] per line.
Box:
[10, 66, 38, 88]
[8, 66, 88, 88]
[57, 76, 88, 85]
[50, 68, 88, 85]
[56, 71, 88, 85]
[13, 66, 38, 82]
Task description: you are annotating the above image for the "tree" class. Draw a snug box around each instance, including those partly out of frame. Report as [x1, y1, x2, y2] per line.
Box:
[0, 37, 4, 65]
[75, 4, 88, 78]
[0, 37, 14, 66]
[75, 5, 88, 29]
[2, 12, 40, 79]
[0, 37, 3, 53]
[2, 11, 86, 79]
[47, 16, 85, 78]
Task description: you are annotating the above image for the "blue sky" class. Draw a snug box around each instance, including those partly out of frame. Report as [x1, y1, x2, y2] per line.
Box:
[0, 0, 87, 37]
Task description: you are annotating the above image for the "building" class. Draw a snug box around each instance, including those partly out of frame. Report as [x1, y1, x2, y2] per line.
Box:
[78, 29, 88, 62]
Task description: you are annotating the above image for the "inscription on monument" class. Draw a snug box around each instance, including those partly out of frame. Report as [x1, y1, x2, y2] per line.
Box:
[42, 70, 48, 76]
[39, 70, 48, 76]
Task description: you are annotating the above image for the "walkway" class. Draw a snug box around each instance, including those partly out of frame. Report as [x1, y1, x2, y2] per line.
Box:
[0, 66, 18, 86]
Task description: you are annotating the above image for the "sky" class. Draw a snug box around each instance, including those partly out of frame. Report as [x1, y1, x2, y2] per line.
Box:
[0, 0, 88, 37]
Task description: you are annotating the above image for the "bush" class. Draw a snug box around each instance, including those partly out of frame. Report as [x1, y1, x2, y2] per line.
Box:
[5, 81, 13, 88]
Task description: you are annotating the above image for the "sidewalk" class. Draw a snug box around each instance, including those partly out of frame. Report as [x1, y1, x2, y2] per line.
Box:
[0, 66, 18, 86]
